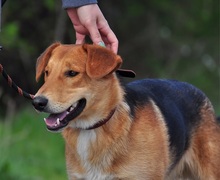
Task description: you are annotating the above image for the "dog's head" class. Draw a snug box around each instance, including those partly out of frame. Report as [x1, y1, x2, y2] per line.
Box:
[32, 43, 123, 132]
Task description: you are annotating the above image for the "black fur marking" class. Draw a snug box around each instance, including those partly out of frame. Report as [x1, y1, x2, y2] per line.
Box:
[124, 79, 206, 167]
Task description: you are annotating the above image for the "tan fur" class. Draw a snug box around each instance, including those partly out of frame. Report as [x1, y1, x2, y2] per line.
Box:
[34, 43, 220, 179]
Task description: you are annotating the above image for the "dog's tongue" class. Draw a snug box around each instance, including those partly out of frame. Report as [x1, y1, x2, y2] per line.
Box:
[45, 111, 67, 126]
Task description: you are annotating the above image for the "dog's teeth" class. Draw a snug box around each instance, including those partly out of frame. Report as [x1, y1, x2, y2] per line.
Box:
[66, 112, 69, 115]
[57, 118, 60, 125]
[44, 118, 46, 122]
[70, 107, 74, 111]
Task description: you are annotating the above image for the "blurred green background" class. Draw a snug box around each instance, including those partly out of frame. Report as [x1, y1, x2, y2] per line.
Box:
[0, 0, 219, 179]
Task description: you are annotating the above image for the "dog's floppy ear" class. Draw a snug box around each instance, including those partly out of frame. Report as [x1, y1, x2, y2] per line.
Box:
[36, 42, 60, 82]
[83, 44, 122, 79]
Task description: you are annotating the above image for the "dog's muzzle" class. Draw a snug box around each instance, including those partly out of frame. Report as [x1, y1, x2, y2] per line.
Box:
[32, 96, 87, 132]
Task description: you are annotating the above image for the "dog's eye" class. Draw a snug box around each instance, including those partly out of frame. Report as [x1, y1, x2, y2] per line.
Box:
[65, 70, 79, 77]
[45, 70, 49, 76]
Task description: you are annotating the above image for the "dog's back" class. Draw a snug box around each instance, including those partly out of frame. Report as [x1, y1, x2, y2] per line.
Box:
[124, 79, 220, 178]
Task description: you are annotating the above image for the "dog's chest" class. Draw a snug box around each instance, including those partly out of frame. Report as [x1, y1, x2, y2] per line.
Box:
[73, 130, 114, 180]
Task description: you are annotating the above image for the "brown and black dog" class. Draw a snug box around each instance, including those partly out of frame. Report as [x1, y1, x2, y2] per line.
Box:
[32, 43, 220, 180]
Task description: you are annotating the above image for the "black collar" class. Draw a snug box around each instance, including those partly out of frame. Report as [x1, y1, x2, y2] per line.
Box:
[85, 109, 116, 130]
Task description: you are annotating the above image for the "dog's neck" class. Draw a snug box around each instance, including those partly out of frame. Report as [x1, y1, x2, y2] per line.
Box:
[84, 108, 116, 130]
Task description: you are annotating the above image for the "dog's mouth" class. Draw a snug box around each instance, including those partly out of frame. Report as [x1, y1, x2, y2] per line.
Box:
[44, 98, 86, 132]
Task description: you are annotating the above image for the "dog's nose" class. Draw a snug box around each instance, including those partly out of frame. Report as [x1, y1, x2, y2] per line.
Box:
[32, 96, 48, 111]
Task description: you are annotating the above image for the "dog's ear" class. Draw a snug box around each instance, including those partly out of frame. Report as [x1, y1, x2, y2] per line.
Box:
[83, 44, 122, 79]
[36, 42, 60, 82]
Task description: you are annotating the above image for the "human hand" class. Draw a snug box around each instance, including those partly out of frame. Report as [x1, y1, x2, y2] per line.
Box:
[66, 4, 118, 53]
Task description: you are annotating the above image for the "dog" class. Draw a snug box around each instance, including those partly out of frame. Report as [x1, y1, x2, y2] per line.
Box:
[32, 42, 220, 180]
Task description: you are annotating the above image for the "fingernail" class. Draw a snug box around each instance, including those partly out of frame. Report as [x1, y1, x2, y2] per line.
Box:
[98, 41, 106, 47]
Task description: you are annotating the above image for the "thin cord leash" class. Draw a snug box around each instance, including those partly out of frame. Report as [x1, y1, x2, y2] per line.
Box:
[0, 0, 33, 100]
[0, 64, 34, 100]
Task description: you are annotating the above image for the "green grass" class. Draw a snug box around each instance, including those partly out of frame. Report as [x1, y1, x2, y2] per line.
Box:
[0, 107, 67, 180]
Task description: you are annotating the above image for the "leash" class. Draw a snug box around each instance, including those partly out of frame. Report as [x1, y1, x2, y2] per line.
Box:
[0, 0, 34, 100]
[0, 63, 34, 100]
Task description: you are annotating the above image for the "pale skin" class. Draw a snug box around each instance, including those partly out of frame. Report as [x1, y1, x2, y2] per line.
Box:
[66, 4, 118, 53]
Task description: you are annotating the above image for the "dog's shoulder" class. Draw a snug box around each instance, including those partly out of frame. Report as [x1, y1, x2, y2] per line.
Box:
[123, 79, 207, 166]
[122, 79, 153, 116]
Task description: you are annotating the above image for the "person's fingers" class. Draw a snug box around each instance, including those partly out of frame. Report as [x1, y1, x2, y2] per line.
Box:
[108, 35, 119, 54]
[99, 25, 118, 53]
[67, 5, 118, 53]
[75, 32, 86, 44]
[67, 8, 79, 25]
[67, 8, 87, 44]
[83, 20, 104, 45]
[75, 5, 103, 45]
